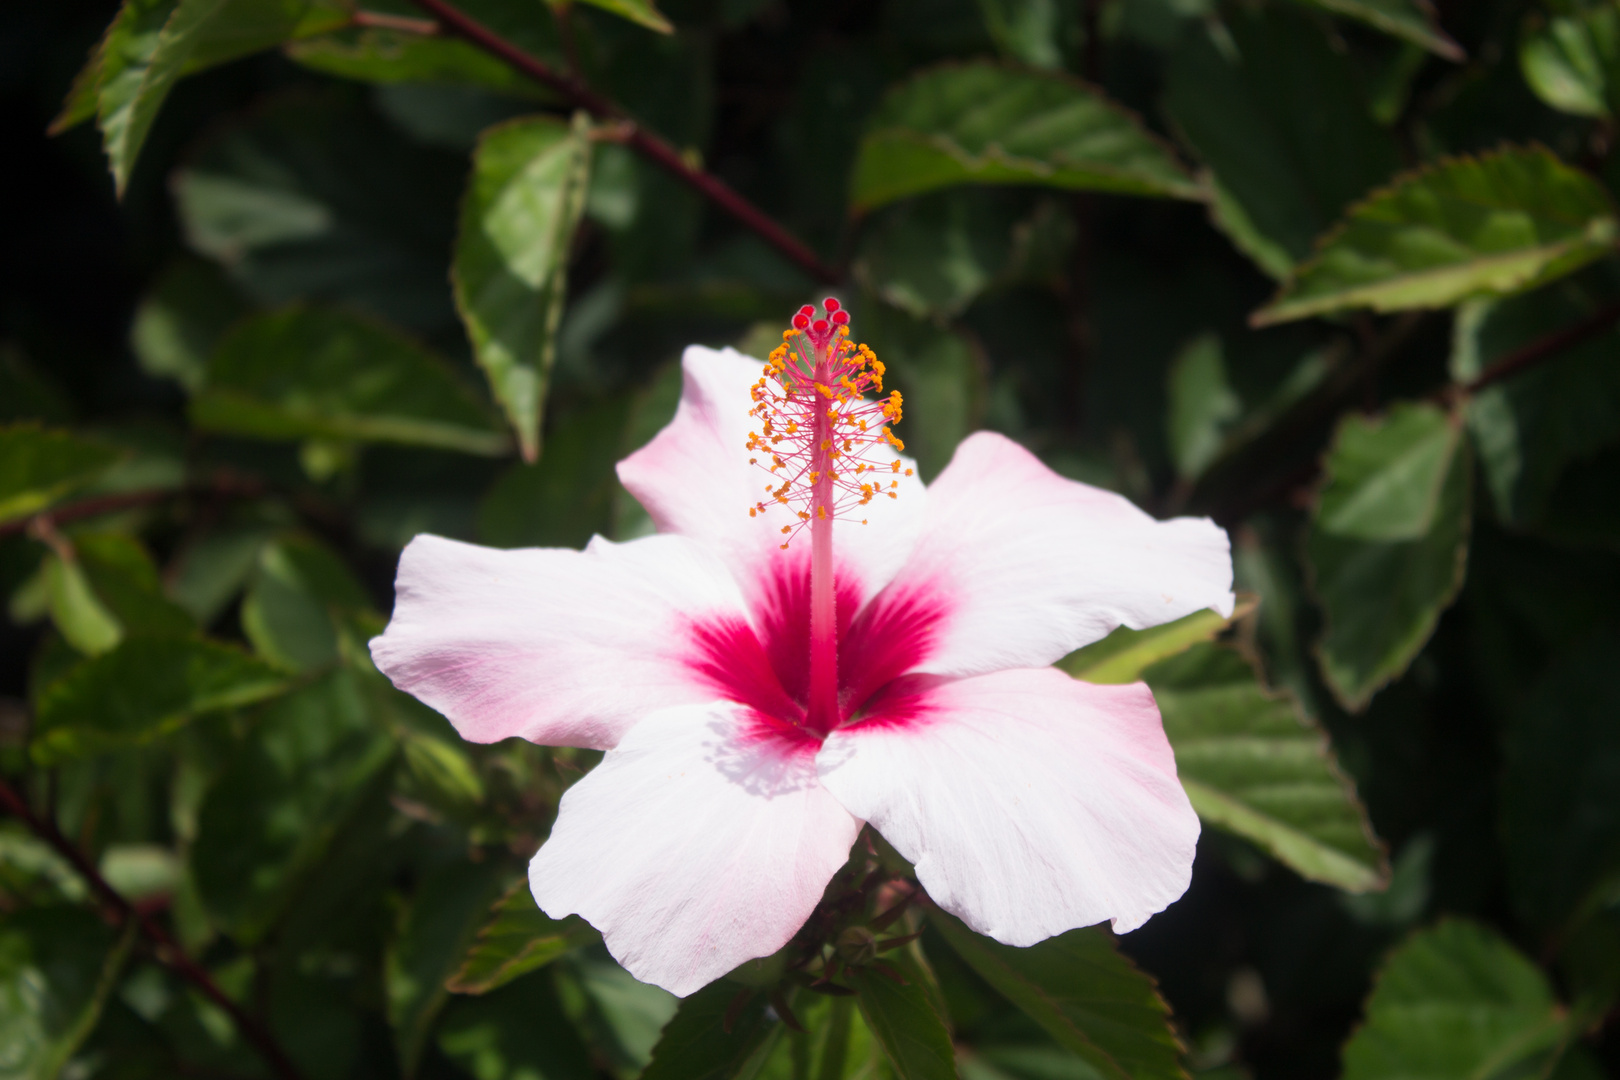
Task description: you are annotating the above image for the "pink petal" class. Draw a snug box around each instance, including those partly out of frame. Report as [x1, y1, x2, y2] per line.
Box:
[617, 346, 925, 608]
[817, 667, 1200, 943]
[369, 533, 752, 750]
[877, 431, 1233, 678]
[530, 702, 861, 996]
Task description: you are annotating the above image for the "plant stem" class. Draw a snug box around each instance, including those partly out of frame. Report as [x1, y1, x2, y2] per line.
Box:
[0, 779, 305, 1080]
[402, 0, 839, 284]
[807, 345, 839, 735]
[1458, 298, 1620, 396]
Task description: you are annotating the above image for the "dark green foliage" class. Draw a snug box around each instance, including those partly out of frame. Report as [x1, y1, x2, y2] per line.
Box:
[5, 0, 1620, 1078]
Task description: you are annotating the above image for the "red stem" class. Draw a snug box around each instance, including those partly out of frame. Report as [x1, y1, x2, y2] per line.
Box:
[402, 0, 839, 284]
[0, 779, 305, 1080]
[807, 346, 839, 734]
[1460, 299, 1620, 396]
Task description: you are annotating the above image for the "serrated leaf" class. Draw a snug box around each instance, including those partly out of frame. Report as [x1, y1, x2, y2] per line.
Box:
[447, 880, 598, 996]
[191, 669, 393, 942]
[0, 907, 136, 1079]
[1501, 635, 1620, 931]
[78, 0, 351, 193]
[851, 62, 1199, 212]
[287, 26, 552, 96]
[1341, 920, 1573, 1080]
[1254, 147, 1619, 326]
[193, 306, 509, 455]
[0, 424, 123, 524]
[929, 913, 1184, 1080]
[1291, 0, 1462, 61]
[1520, 6, 1620, 119]
[32, 636, 288, 765]
[1165, 9, 1403, 279]
[851, 966, 958, 1080]
[1058, 598, 1255, 686]
[640, 981, 785, 1080]
[1450, 267, 1620, 531]
[388, 858, 511, 1076]
[454, 115, 592, 461]
[173, 92, 465, 330]
[1145, 643, 1387, 892]
[1308, 403, 1472, 711]
[574, 0, 673, 34]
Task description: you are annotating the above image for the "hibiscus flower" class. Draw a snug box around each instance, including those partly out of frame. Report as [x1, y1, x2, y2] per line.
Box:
[370, 302, 1233, 997]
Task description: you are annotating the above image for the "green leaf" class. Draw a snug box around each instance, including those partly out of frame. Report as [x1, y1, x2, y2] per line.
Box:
[44, 533, 194, 656]
[0, 907, 136, 1079]
[1164, 10, 1403, 279]
[1290, 0, 1463, 61]
[976, 0, 1064, 70]
[1520, 6, 1620, 118]
[167, 519, 281, 625]
[1253, 147, 1619, 326]
[1341, 919, 1573, 1080]
[851, 966, 958, 1080]
[240, 534, 373, 672]
[851, 62, 1200, 212]
[287, 26, 552, 97]
[1145, 643, 1388, 892]
[479, 395, 633, 549]
[438, 969, 596, 1080]
[191, 669, 394, 942]
[640, 981, 787, 1080]
[574, 0, 673, 35]
[929, 913, 1184, 1080]
[44, 553, 124, 657]
[387, 859, 511, 1076]
[1501, 634, 1620, 931]
[447, 880, 597, 996]
[131, 258, 252, 394]
[173, 92, 465, 331]
[32, 636, 288, 765]
[193, 306, 509, 455]
[1058, 599, 1254, 686]
[1450, 268, 1620, 531]
[1165, 333, 1242, 481]
[558, 953, 679, 1072]
[81, 0, 351, 194]
[0, 424, 123, 525]
[454, 115, 593, 461]
[1307, 403, 1472, 711]
[856, 301, 984, 482]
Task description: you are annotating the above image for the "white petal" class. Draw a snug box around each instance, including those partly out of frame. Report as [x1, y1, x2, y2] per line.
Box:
[616, 345, 925, 605]
[531, 702, 861, 996]
[369, 533, 750, 750]
[880, 431, 1233, 677]
[817, 667, 1199, 943]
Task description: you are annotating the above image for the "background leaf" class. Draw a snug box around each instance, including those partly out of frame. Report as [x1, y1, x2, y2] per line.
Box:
[1520, 5, 1620, 119]
[1308, 403, 1472, 710]
[851, 62, 1200, 212]
[852, 966, 958, 1080]
[1290, 0, 1463, 61]
[0, 907, 135, 1079]
[453, 114, 592, 461]
[447, 880, 598, 996]
[1254, 147, 1619, 325]
[640, 981, 786, 1080]
[0, 425, 122, 524]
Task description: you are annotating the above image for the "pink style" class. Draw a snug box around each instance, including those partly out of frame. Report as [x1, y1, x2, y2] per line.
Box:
[369, 309, 1235, 998]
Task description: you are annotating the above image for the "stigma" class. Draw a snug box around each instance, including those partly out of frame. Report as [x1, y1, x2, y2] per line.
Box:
[744, 298, 912, 548]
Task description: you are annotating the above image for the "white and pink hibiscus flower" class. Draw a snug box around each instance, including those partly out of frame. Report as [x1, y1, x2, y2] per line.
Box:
[370, 300, 1233, 997]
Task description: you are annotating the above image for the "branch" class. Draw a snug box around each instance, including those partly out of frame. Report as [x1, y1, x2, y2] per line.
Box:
[1457, 298, 1620, 397]
[0, 779, 305, 1080]
[0, 477, 264, 539]
[403, 0, 841, 285]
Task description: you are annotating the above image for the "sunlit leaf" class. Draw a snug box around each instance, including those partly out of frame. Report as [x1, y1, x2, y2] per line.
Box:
[1058, 598, 1254, 686]
[1520, 5, 1620, 118]
[454, 115, 593, 461]
[0, 424, 123, 525]
[1165, 9, 1402, 278]
[575, 0, 673, 34]
[1254, 147, 1619, 326]
[32, 636, 288, 765]
[1307, 403, 1472, 710]
[930, 913, 1184, 1080]
[1341, 920, 1573, 1080]
[1289, 0, 1462, 60]
[851, 62, 1200, 212]
[44, 553, 124, 657]
[447, 880, 598, 996]
[194, 306, 510, 455]
[1146, 643, 1388, 892]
